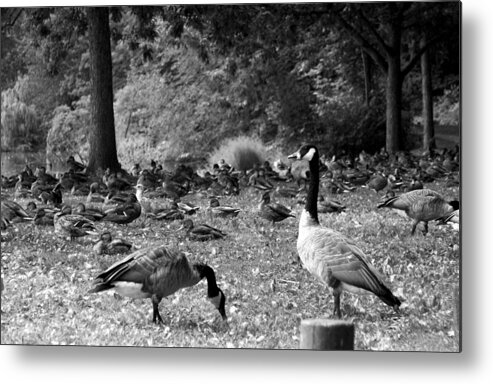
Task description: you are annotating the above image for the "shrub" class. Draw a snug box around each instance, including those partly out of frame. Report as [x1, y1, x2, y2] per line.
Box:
[46, 96, 90, 165]
[208, 136, 268, 171]
[1, 87, 43, 151]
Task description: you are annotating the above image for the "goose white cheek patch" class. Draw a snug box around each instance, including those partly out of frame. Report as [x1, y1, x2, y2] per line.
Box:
[302, 147, 316, 161]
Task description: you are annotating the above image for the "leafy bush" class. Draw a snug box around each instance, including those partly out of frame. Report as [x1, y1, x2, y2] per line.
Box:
[208, 136, 267, 170]
[46, 96, 91, 165]
[434, 85, 459, 126]
[1, 87, 43, 151]
[316, 95, 386, 157]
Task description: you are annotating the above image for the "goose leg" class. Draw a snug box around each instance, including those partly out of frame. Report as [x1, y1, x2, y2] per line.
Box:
[411, 220, 419, 235]
[151, 296, 163, 324]
[422, 221, 429, 235]
[333, 290, 342, 319]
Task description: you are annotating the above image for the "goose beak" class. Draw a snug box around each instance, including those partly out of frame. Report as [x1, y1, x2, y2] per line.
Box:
[287, 151, 299, 160]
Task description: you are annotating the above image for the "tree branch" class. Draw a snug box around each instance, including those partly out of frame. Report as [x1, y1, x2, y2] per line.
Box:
[333, 12, 388, 72]
[356, 8, 390, 54]
[401, 32, 446, 78]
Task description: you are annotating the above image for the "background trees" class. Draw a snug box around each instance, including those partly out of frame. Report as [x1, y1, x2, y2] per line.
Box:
[1, 3, 459, 172]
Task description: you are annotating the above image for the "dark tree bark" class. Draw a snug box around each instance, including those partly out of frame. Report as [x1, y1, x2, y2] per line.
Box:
[361, 49, 373, 106]
[420, 36, 435, 152]
[385, 13, 403, 153]
[86, 7, 120, 174]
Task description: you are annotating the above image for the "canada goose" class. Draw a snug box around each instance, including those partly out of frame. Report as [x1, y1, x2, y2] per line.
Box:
[258, 192, 295, 224]
[287, 144, 401, 318]
[180, 219, 226, 241]
[93, 231, 133, 255]
[88, 245, 227, 323]
[377, 189, 459, 235]
[54, 205, 99, 241]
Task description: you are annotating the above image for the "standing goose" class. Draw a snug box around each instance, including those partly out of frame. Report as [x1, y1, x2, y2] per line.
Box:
[88, 245, 227, 324]
[287, 144, 401, 318]
[377, 189, 459, 235]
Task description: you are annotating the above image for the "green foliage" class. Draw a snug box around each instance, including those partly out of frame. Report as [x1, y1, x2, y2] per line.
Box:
[208, 136, 268, 170]
[434, 85, 459, 126]
[46, 96, 91, 164]
[1, 86, 43, 151]
[1, 179, 459, 351]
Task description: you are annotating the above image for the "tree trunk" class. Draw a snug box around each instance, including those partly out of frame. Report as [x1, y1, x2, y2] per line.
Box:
[86, 7, 120, 174]
[385, 16, 403, 154]
[361, 49, 373, 106]
[421, 37, 435, 152]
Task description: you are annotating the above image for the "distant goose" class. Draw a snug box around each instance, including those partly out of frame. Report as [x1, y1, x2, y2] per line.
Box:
[88, 245, 227, 324]
[288, 144, 401, 318]
[377, 189, 459, 235]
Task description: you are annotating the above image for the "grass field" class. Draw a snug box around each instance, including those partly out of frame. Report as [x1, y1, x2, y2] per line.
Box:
[0, 179, 460, 351]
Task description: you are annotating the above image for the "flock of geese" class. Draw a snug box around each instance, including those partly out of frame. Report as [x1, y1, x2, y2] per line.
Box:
[1, 143, 459, 327]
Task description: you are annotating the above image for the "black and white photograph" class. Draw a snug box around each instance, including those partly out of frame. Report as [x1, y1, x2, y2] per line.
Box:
[1, 0, 464, 356]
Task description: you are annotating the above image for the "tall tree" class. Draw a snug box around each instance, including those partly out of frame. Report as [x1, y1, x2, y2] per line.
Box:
[420, 35, 434, 152]
[333, 2, 459, 153]
[86, 7, 120, 173]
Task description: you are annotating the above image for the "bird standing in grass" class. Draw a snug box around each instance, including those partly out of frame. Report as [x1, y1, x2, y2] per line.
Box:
[377, 189, 459, 235]
[88, 245, 227, 324]
[258, 192, 295, 224]
[288, 144, 401, 318]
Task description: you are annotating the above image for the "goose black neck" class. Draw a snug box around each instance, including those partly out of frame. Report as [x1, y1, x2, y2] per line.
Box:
[195, 264, 220, 297]
[305, 149, 320, 224]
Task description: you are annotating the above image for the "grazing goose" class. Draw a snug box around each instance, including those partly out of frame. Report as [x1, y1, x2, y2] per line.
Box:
[258, 192, 295, 224]
[208, 198, 240, 218]
[88, 245, 227, 324]
[377, 189, 459, 235]
[287, 144, 401, 318]
[180, 219, 226, 241]
[93, 231, 133, 255]
[102, 194, 141, 225]
[54, 205, 99, 241]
